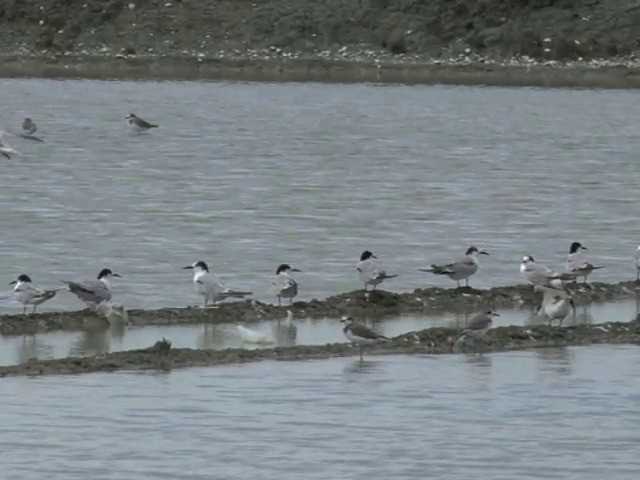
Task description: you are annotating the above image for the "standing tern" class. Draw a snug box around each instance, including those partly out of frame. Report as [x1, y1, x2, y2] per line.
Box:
[183, 260, 252, 307]
[356, 250, 398, 291]
[520, 255, 575, 287]
[419, 246, 489, 288]
[272, 264, 301, 306]
[126, 113, 158, 132]
[340, 316, 389, 361]
[565, 241, 604, 283]
[9, 274, 62, 315]
[63, 268, 121, 308]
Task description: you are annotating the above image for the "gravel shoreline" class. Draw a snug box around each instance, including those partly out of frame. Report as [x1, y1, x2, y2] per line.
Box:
[2, 318, 638, 378]
[2, 281, 639, 336]
[3, 52, 640, 88]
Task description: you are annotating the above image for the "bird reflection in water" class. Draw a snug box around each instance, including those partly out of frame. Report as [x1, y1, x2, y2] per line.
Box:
[535, 347, 574, 376]
[272, 310, 297, 347]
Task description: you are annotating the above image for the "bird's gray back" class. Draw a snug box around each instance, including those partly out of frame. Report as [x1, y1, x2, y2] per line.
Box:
[67, 279, 111, 304]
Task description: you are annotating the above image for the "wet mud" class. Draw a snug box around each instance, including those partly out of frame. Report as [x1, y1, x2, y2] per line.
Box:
[1, 281, 640, 336]
[2, 317, 639, 378]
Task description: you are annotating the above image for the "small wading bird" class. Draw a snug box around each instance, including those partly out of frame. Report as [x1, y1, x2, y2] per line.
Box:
[63, 268, 122, 309]
[183, 260, 252, 307]
[356, 250, 398, 291]
[520, 255, 576, 287]
[22, 118, 37, 135]
[419, 246, 489, 288]
[536, 285, 576, 327]
[9, 274, 62, 315]
[565, 241, 604, 283]
[454, 310, 500, 350]
[125, 113, 158, 133]
[340, 316, 389, 361]
[272, 264, 301, 306]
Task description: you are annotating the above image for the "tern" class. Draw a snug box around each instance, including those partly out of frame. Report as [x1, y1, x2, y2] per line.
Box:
[419, 246, 489, 288]
[9, 274, 62, 315]
[454, 310, 500, 349]
[273, 264, 300, 306]
[565, 242, 604, 283]
[356, 250, 398, 291]
[183, 260, 252, 307]
[63, 268, 121, 309]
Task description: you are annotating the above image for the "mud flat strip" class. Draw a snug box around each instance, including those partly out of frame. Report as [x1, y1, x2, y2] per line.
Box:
[3, 55, 640, 89]
[1, 281, 639, 336]
[1, 318, 638, 378]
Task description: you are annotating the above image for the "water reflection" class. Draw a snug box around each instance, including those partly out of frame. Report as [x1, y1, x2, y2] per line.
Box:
[0, 299, 637, 366]
[535, 348, 574, 376]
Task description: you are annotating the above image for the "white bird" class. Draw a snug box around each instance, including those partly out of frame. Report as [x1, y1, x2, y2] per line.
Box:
[520, 255, 575, 287]
[453, 310, 500, 349]
[63, 268, 121, 309]
[536, 286, 576, 326]
[340, 316, 389, 361]
[9, 274, 62, 315]
[272, 264, 301, 306]
[356, 250, 398, 290]
[634, 245, 640, 281]
[419, 246, 489, 288]
[565, 241, 604, 283]
[0, 130, 18, 159]
[235, 324, 274, 344]
[183, 261, 252, 307]
[125, 113, 158, 132]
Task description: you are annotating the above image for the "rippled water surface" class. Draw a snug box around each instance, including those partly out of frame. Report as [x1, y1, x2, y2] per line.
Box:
[0, 299, 637, 366]
[1, 80, 640, 314]
[1, 346, 639, 479]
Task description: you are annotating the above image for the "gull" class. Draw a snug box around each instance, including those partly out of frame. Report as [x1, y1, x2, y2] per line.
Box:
[419, 246, 489, 288]
[634, 245, 640, 281]
[94, 302, 129, 325]
[235, 323, 274, 345]
[536, 285, 575, 326]
[356, 250, 398, 291]
[565, 241, 604, 283]
[183, 260, 252, 307]
[63, 268, 121, 309]
[454, 310, 500, 349]
[340, 316, 389, 361]
[0, 130, 18, 159]
[273, 264, 301, 306]
[9, 274, 62, 315]
[520, 255, 575, 287]
[126, 113, 158, 132]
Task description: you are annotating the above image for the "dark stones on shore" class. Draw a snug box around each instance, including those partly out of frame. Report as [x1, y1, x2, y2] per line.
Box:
[2, 317, 639, 378]
[1, 0, 639, 62]
[2, 281, 640, 336]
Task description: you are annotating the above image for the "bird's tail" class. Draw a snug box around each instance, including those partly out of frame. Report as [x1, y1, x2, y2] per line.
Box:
[381, 273, 399, 280]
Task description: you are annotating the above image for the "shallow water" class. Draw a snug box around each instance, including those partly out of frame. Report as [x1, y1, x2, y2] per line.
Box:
[2, 80, 640, 314]
[1, 345, 639, 479]
[0, 298, 636, 366]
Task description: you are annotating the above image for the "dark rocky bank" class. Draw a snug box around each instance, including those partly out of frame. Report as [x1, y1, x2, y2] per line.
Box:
[2, 317, 639, 377]
[2, 0, 640, 86]
[2, 280, 640, 336]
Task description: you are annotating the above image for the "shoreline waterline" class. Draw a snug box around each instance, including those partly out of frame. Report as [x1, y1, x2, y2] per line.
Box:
[3, 55, 640, 89]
